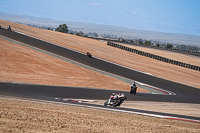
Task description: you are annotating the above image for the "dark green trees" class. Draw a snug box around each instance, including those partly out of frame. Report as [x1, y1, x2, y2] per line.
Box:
[55, 24, 69, 33]
[166, 43, 173, 49]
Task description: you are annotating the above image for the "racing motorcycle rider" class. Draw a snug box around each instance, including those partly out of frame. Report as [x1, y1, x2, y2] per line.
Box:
[108, 93, 125, 104]
[87, 52, 92, 58]
[108, 93, 117, 104]
[130, 82, 137, 94]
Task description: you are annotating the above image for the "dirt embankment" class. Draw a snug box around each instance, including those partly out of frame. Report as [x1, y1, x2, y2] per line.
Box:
[0, 20, 199, 89]
[1, 98, 199, 133]
[1, 38, 142, 92]
[0, 20, 200, 132]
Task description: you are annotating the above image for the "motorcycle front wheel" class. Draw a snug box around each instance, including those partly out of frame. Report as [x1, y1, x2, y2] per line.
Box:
[104, 101, 108, 106]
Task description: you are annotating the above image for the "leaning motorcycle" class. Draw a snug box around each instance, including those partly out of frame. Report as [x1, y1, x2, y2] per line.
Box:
[130, 86, 137, 95]
[87, 52, 92, 58]
[104, 93, 126, 107]
[7, 25, 11, 31]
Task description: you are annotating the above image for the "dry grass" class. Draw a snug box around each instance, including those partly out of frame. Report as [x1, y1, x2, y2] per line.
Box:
[0, 98, 199, 133]
[0, 38, 147, 92]
[0, 20, 200, 132]
[0, 20, 199, 89]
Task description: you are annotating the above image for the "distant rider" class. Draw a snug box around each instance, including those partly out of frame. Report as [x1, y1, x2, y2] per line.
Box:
[130, 82, 137, 91]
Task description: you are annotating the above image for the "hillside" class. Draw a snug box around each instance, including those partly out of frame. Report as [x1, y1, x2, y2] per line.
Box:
[0, 20, 200, 132]
[0, 20, 200, 89]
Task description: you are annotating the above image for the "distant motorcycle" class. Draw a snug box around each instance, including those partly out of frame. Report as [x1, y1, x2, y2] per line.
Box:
[104, 93, 126, 107]
[87, 52, 92, 58]
[7, 25, 11, 31]
[130, 82, 137, 95]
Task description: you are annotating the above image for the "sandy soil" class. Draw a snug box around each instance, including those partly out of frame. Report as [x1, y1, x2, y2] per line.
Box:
[0, 20, 200, 89]
[0, 38, 147, 92]
[94, 100, 200, 117]
[0, 20, 200, 132]
[0, 98, 199, 133]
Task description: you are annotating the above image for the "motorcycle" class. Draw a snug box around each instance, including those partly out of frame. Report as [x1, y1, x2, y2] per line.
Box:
[87, 52, 92, 58]
[104, 93, 126, 107]
[130, 86, 137, 95]
[7, 25, 11, 31]
[130, 82, 137, 95]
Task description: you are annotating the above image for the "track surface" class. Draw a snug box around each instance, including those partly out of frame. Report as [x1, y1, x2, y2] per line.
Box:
[1, 28, 200, 122]
[0, 28, 200, 103]
[1, 82, 200, 122]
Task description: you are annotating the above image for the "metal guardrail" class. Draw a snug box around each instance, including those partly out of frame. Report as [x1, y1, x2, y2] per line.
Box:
[107, 42, 200, 71]
[87, 37, 200, 57]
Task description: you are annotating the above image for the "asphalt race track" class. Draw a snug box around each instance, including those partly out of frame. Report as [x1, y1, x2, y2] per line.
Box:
[0, 82, 200, 122]
[0, 28, 200, 102]
[0, 28, 200, 122]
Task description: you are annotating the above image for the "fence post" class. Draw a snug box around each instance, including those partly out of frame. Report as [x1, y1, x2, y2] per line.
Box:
[190, 65, 194, 70]
[166, 58, 170, 63]
[187, 64, 191, 69]
[194, 66, 198, 70]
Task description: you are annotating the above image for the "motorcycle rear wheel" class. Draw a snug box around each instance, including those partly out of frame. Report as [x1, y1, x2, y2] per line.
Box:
[130, 89, 133, 94]
[113, 99, 121, 107]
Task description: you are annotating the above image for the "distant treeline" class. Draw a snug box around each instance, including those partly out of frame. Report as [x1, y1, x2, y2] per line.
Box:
[175, 45, 200, 52]
[53, 24, 200, 52]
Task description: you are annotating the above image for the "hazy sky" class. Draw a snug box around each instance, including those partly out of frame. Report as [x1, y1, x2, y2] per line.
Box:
[0, 0, 200, 36]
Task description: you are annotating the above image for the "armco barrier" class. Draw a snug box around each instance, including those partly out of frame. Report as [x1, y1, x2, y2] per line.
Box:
[90, 38, 200, 57]
[158, 56, 161, 60]
[191, 65, 194, 70]
[195, 66, 198, 70]
[189, 65, 192, 69]
[187, 64, 191, 68]
[165, 58, 169, 63]
[163, 58, 166, 62]
[107, 41, 200, 71]
[180, 62, 184, 67]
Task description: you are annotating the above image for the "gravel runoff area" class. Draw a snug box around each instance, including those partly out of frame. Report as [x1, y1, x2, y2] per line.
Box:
[0, 20, 200, 132]
[0, 97, 200, 133]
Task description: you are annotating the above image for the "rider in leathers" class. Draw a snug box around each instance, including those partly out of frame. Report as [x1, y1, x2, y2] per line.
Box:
[130, 82, 137, 92]
[108, 93, 117, 104]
